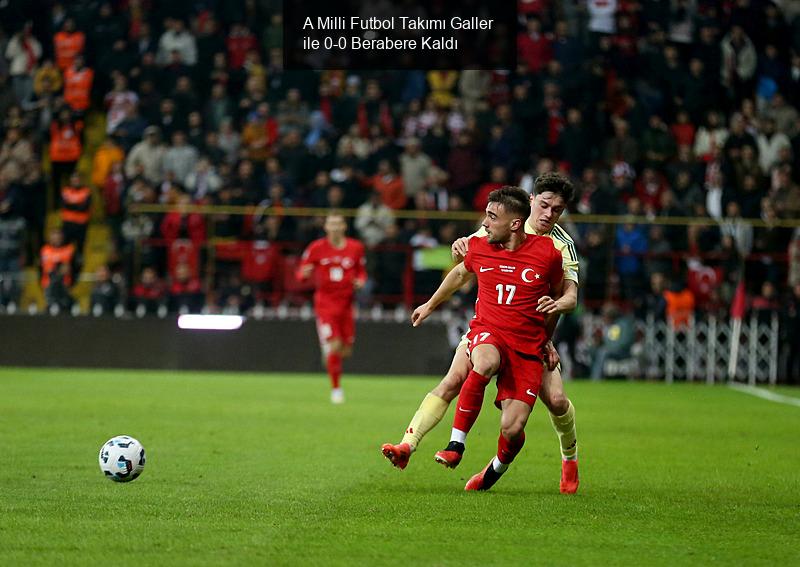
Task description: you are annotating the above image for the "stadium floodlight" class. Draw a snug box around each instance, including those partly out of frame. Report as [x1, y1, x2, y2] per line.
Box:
[177, 314, 244, 331]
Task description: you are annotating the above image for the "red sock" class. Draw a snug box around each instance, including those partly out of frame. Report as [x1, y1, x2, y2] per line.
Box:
[453, 370, 491, 433]
[326, 352, 342, 389]
[497, 432, 526, 465]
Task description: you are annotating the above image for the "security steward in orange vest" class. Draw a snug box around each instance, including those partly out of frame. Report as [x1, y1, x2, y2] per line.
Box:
[63, 54, 93, 114]
[53, 18, 85, 72]
[61, 172, 91, 256]
[40, 228, 75, 291]
[50, 107, 84, 193]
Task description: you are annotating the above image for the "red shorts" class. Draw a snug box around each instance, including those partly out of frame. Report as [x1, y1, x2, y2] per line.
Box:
[466, 326, 543, 409]
[315, 307, 355, 346]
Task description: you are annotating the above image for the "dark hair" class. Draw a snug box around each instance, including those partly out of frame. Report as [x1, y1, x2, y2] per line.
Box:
[533, 172, 575, 204]
[487, 186, 531, 220]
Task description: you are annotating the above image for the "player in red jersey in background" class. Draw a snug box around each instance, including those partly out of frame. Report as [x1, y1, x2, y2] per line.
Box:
[412, 187, 563, 491]
[297, 214, 366, 404]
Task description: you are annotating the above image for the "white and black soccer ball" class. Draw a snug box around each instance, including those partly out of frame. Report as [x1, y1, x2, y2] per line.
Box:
[99, 435, 146, 482]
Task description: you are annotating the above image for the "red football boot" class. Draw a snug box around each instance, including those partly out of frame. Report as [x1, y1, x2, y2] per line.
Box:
[381, 443, 412, 470]
[434, 441, 465, 468]
[465, 459, 504, 491]
[560, 459, 579, 494]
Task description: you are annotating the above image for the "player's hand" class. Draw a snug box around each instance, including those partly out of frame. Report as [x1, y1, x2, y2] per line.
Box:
[411, 303, 433, 327]
[298, 264, 313, 279]
[451, 237, 470, 262]
[537, 295, 564, 314]
[543, 341, 560, 371]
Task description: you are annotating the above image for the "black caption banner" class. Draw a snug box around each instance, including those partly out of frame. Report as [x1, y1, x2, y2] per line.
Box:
[284, 0, 516, 70]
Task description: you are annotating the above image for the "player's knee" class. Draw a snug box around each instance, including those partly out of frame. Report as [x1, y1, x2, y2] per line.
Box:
[501, 420, 525, 441]
[541, 389, 569, 415]
[471, 357, 499, 378]
[500, 412, 527, 440]
[433, 371, 465, 401]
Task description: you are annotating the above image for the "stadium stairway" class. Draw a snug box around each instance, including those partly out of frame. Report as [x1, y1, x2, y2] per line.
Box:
[21, 111, 112, 313]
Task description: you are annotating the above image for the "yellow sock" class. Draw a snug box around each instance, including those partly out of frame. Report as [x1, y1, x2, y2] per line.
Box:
[400, 393, 449, 450]
[549, 401, 577, 461]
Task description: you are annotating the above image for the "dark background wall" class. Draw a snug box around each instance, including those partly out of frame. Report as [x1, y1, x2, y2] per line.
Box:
[0, 316, 452, 375]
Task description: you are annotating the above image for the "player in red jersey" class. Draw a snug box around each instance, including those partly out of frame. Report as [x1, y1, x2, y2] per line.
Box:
[297, 214, 366, 404]
[382, 173, 579, 494]
[412, 187, 563, 491]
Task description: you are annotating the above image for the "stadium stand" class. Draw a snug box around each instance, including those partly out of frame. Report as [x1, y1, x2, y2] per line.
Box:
[0, 1, 798, 381]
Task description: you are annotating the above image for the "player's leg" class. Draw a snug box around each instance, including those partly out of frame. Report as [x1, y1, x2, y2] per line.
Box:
[339, 307, 355, 360]
[317, 314, 345, 403]
[382, 344, 470, 469]
[326, 337, 345, 403]
[330, 309, 356, 403]
[465, 399, 531, 491]
[539, 365, 579, 494]
[435, 342, 500, 469]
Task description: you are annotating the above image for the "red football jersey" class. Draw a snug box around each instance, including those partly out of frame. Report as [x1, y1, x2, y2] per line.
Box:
[298, 237, 366, 311]
[464, 235, 563, 357]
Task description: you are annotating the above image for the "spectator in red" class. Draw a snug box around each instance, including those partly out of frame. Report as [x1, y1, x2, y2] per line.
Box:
[160, 194, 206, 245]
[102, 160, 125, 233]
[53, 18, 85, 72]
[751, 281, 780, 324]
[226, 23, 257, 70]
[367, 159, 406, 210]
[131, 266, 166, 316]
[168, 261, 203, 313]
[635, 167, 668, 213]
[472, 166, 507, 212]
[517, 16, 552, 74]
[518, 0, 549, 17]
[670, 109, 696, 147]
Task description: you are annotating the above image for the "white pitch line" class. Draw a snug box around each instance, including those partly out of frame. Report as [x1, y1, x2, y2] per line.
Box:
[728, 383, 800, 408]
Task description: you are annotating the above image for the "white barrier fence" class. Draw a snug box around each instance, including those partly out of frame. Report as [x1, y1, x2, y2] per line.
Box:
[577, 313, 780, 385]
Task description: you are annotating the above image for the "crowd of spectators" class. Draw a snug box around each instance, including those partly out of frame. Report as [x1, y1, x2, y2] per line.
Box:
[0, 0, 796, 354]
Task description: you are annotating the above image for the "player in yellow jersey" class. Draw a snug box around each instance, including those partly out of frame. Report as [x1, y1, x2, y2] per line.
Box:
[381, 172, 580, 494]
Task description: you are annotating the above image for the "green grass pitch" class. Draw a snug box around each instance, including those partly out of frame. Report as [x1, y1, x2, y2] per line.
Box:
[1, 368, 799, 566]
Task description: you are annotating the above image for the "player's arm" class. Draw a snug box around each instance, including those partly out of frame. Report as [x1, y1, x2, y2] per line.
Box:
[411, 262, 475, 327]
[451, 227, 484, 262]
[296, 245, 315, 280]
[353, 243, 367, 290]
[536, 279, 577, 314]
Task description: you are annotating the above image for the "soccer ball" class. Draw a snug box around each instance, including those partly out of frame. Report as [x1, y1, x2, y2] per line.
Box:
[99, 435, 146, 482]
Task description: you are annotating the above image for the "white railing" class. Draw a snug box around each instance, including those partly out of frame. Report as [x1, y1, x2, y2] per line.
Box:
[578, 313, 780, 385]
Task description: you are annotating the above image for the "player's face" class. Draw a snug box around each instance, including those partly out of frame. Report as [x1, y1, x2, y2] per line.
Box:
[482, 202, 520, 244]
[531, 191, 566, 233]
[324, 216, 347, 240]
